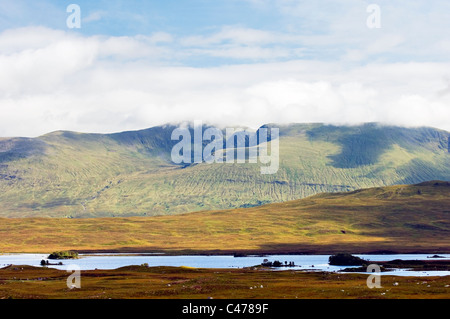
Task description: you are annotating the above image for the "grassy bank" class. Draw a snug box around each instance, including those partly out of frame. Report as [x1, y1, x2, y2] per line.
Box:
[0, 265, 449, 299]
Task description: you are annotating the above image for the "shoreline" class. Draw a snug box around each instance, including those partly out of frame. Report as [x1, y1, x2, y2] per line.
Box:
[68, 248, 450, 256]
[0, 264, 449, 299]
[2, 252, 449, 273]
[3, 249, 450, 256]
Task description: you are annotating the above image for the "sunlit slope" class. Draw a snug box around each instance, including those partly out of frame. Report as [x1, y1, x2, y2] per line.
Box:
[0, 123, 449, 217]
[0, 182, 448, 254]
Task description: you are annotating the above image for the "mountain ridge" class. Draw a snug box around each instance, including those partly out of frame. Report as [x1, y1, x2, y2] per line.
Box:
[0, 122, 449, 218]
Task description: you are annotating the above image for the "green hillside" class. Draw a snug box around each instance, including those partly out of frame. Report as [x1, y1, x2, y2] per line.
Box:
[0, 123, 449, 218]
[0, 181, 449, 254]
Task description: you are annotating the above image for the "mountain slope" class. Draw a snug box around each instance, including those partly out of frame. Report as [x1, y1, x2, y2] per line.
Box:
[0, 123, 449, 218]
[0, 181, 448, 253]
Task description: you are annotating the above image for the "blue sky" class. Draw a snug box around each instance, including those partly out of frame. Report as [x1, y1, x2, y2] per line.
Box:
[3, 0, 449, 65]
[0, 0, 449, 136]
[0, 1, 289, 36]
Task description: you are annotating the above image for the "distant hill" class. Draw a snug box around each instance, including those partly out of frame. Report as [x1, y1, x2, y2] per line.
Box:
[0, 123, 449, 218]
[0, 181, 448, 254]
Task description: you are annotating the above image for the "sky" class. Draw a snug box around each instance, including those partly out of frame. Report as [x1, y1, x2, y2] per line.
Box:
[0, 0, 449, 137]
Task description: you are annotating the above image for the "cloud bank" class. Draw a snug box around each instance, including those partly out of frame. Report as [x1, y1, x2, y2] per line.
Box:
[0, 0, 449, 136]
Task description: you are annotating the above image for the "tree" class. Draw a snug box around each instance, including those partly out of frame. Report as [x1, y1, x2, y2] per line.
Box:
[273, 260, 282, 267]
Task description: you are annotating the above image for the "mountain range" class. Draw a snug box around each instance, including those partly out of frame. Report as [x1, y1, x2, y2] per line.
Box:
[0, 122, 449, 218]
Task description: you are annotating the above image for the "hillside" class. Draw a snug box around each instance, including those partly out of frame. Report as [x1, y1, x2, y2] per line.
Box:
[0, 123, 449, 218]
[0, 181, 448, 254]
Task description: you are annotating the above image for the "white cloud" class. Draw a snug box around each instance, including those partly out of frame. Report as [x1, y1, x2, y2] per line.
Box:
[178, 26, 305, 60]
[240, 0, 450, 63]
[83, 11, 105, 23]
[181, 26, 292, 46]
[0, 26, 449, 137]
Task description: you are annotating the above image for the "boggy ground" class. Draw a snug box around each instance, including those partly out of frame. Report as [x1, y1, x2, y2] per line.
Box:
[0, 265, 449, 299]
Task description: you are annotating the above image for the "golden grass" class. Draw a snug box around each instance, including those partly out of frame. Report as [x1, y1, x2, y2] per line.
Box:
[0, 265, 449, 299]
[0, 182, 448, 254]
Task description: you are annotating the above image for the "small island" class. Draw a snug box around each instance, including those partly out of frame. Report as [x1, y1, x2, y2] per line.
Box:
[40, 260, 63, 266]
[48, 251, 79, 260]
[328, 253, 368, 266]
[427, 254, 445, 258]
[260, 259, 296, 268]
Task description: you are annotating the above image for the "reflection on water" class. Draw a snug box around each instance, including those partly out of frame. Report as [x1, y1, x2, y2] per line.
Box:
[0, 253, 449, 277]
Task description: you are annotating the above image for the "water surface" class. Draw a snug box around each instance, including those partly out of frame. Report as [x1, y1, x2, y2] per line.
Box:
[0, 253, 449, 277]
